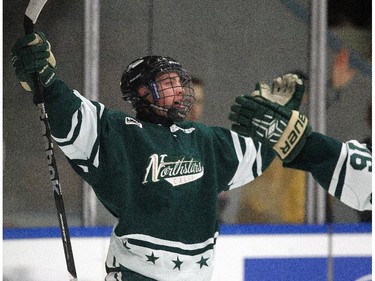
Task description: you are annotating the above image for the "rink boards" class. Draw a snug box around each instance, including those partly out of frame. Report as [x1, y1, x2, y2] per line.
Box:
[3, 223, 372, 281]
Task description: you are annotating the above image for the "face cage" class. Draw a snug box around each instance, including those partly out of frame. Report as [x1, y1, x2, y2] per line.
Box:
[146, 70, 196, 122]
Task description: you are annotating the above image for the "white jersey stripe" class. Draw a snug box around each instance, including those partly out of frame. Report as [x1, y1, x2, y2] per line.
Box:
[228, 131, 257, 189]
[255, 142, 263, 176]
[122, 232, 219, 251]
[328, 143, 347, 195]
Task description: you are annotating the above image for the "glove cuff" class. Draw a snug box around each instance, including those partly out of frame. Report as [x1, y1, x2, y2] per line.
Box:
[273, 110, 310, 162]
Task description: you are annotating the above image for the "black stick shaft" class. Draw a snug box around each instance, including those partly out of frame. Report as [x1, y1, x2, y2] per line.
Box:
[23, 15, 78, 280]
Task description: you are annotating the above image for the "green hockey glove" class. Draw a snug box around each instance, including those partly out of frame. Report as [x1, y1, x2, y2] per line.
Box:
[11, 32, 56, 92]
[229, 93, 312, 163]
[251, 73, 305, 110]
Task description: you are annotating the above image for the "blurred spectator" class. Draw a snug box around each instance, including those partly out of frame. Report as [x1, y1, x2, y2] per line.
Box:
[237, 158, 307, 223]
[187, 77, 230, 224]
[186, 77, 205, 121]
[328, 0, 371, 62]
[327, 48, 357, 107]
[295, 47, 357, 110]
[330, 48, 356, 90]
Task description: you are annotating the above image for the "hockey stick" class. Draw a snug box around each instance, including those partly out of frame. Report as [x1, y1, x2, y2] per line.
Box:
[24, 0, 78, 280]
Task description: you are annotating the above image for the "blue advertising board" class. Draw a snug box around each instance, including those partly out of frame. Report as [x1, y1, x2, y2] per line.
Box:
[245, 257, 372, 281]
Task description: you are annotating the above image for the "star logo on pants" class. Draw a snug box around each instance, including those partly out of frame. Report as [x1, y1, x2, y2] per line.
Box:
[196, 256, 209, 268]
[146, 252, 159, 264]
[172, 256, 183, 270]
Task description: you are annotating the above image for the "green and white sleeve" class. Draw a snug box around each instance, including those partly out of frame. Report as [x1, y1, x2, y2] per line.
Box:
[43, 78, 105, 172]
[285, 132, 372, 211]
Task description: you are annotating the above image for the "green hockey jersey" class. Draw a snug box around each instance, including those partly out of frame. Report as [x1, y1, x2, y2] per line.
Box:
[44, 79, 275, 280]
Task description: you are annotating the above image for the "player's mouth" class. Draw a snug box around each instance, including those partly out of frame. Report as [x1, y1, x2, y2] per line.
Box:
[174, 101, 187, 109]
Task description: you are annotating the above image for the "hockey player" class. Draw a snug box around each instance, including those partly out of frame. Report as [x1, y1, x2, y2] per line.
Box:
[229, 82, 372, 211]
[11, 32, 304, 280]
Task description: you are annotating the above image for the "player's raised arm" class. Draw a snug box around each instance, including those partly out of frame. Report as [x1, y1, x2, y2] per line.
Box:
[229, 75, 372, 211]
[11, 32, 105, 166]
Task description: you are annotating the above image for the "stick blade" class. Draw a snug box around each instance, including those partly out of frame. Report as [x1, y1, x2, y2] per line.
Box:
[25, 0, 48, 24]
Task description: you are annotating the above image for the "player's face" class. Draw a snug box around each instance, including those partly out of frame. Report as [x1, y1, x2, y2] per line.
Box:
[155, 72, 184, 109]
[137, 71, 195, 120]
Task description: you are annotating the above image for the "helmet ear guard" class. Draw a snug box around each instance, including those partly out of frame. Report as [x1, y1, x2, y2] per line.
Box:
[120, 56, 195, 123]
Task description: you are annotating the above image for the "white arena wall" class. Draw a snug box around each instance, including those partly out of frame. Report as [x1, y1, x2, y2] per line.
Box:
[3, 224, 372, 281]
